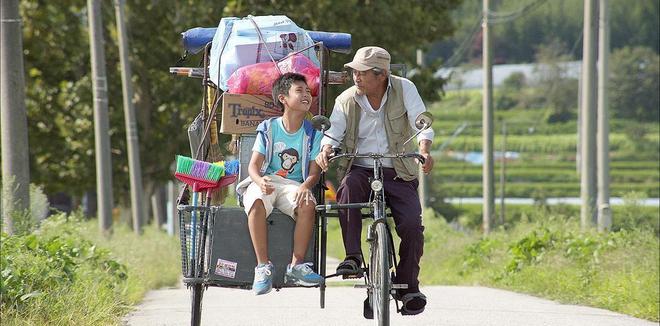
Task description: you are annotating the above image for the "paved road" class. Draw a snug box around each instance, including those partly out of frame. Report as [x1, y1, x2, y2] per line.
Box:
[125, 261, 656, 326]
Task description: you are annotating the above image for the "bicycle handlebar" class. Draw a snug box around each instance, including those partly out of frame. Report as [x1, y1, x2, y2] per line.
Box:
[328, 152, 426, 165]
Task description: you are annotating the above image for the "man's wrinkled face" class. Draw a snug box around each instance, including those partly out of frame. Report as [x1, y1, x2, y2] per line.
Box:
[352, 69, 386, 96]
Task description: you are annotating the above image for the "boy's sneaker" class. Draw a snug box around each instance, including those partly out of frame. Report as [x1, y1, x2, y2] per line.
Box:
[252, 262, 274, 295]
[284, 263, 324, 286]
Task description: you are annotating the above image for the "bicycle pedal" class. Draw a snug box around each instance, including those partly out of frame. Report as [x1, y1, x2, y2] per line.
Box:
[391, 283, 408, 289]
[342, 273, 363, 280]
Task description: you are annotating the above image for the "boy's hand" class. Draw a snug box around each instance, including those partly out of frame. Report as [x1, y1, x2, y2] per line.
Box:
[294, 185, 314, 207]
[259, 176, 275, 195]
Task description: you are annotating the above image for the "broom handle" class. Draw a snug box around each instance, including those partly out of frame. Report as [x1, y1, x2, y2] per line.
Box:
[190, 191, 197, 276]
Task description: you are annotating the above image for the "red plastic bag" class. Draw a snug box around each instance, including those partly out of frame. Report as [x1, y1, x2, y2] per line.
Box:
[227, 53, 320, 96]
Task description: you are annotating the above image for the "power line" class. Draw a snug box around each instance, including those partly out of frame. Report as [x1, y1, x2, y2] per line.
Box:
[487, 0, 549, 24]
[442, 14, 483, 68]
[441, 0, 550, 69]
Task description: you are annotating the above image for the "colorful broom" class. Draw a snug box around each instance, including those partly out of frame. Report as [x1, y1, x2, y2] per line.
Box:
[174, 155, 239, 275]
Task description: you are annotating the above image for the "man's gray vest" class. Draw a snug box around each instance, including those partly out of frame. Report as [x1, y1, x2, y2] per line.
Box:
[335, 75, 418, 181]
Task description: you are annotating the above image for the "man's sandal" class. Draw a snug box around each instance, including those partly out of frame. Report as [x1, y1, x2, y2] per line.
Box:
[398, 292, 427, 315]
[335, 256, 362, 277]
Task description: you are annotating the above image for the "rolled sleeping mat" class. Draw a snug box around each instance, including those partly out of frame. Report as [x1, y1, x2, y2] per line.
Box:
[180, 27, 351, 54]
[305, 31, 352, 54]
[181, 27, 217, 54]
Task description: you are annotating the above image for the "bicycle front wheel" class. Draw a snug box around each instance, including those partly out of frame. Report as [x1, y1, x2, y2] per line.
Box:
[370, 222, 391, 325]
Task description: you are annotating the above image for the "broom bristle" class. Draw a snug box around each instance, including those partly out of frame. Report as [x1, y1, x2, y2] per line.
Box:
[175, 155, 223, 182]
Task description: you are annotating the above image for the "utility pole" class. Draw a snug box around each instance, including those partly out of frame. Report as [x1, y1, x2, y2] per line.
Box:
[482, 0, 495, 234]
[416, 48, 427, 210]
[88, 0, 114, 234]
[597, 0, 611, 232]
[499, 121, 506, 226]
[115, 0, 145, 234]
[1, 0, 30, 235]
[580, 0, 598, 230]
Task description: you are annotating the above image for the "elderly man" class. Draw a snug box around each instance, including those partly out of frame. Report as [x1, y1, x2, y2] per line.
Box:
[315, 46, 434, 315]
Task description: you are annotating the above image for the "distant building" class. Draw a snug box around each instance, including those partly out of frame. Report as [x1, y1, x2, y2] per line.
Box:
[436, 61, 581, 90]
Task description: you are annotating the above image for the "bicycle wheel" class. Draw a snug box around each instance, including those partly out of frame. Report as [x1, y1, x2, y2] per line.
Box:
[190, 283, 204, 326]
[370, 222, 390, 325]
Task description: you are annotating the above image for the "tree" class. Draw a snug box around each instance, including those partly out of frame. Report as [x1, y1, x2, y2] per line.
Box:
[609, 46, 660, 122]
[534, 39, 578, 122]
[20, 1, 226, 214]
[432, 0, 659, 65]
[223, 0, 462, 69]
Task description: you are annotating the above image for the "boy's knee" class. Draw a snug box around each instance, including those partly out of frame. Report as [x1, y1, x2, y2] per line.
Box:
[296, 202, 316, 218]
[248, 199, 266, 216]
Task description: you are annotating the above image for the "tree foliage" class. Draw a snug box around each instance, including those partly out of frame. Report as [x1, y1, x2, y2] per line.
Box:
[20, 1, 227, 202]
[609, 46, 660, 122]
[533, 39, 578, 122]
[431, 0, 659, 65]
[20, 1, 461, 205]
[223, 0, 462, 68]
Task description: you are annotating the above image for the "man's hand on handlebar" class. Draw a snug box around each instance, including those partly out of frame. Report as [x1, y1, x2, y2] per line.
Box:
[315, 144, 334, 172]
[420, 152, 433, 174]
[419, 139, 434, 175]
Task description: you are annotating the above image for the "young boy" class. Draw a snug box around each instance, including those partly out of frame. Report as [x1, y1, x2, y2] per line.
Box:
[237, 72, 324, 295]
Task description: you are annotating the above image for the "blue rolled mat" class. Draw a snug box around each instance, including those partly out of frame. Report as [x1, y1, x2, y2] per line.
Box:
[306, 31, 352, 54]
[181, 27, 217, 54]
[181, 27, 351, 54]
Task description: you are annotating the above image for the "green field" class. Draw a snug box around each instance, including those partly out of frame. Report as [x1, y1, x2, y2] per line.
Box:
[426, 89, 660, 203]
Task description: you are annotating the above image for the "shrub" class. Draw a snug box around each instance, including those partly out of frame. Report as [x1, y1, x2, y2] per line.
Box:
[0, 214, 128, 310]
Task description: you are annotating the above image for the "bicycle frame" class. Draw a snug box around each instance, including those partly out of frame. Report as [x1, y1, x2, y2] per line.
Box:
[316, 152, 425, 326]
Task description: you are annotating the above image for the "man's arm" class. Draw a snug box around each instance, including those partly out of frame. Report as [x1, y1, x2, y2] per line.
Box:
[401, 78, 435, 145]
[317, 102, 347, 171]
[401, 78, 435, 174]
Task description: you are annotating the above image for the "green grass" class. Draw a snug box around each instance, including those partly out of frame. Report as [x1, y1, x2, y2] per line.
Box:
[1, 213, 180, 325]
[324, 207, 659, 321]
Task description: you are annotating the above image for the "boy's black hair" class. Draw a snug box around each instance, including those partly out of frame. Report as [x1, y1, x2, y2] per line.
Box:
[272, 72, 308, 111]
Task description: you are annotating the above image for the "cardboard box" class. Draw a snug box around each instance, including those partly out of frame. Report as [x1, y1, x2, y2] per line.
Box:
[220, 93, 319, 134]
[220, 93, 282, 134]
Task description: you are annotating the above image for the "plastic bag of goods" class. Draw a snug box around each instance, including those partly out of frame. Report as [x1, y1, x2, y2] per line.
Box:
[227, 53, 320, 96]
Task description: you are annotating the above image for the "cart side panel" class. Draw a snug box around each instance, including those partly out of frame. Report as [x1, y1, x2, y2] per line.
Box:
[207, 207, 314, 288]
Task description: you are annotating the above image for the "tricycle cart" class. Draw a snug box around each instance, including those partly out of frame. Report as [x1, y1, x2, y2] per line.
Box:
[171, 16, 350, 326]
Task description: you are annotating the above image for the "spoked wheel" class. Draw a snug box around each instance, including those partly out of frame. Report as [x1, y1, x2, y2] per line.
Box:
[369, 222, 391, 326]
[190, 283, 204, 326]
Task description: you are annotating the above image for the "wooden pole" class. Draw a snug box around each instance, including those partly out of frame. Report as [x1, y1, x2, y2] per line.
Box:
[88, 0, 114, 234]
[482, 0, 495, 234]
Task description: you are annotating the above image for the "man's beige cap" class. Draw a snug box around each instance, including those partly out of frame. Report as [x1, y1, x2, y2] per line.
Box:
[344, 46, 391, 71]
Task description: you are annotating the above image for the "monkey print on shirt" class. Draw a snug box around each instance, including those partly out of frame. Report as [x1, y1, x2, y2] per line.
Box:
[275, 147, 299, 178]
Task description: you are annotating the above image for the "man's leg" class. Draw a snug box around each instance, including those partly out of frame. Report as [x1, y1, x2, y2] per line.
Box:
[336, 166, 372, 257]
[382, 169, 424, 295]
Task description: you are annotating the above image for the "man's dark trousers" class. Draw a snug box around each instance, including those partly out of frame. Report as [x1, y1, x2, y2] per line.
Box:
[336, 166, 424, 293]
